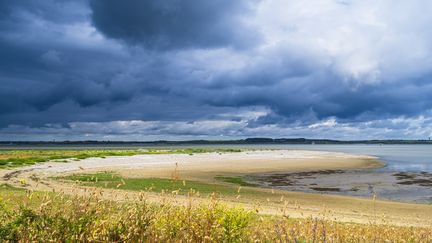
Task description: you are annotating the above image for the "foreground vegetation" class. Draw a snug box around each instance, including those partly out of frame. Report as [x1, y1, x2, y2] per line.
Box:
[0, 148, 242, 168]
[0, 184, 431, 242]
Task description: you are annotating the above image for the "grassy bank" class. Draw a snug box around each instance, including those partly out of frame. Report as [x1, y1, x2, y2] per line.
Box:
[57, 172, 244, 197]
[0, 148, 242, 168]
[56, 172, 286, 201]
[0, 185, 431, 242]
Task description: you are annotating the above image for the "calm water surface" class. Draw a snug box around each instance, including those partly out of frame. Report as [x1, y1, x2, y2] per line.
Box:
[165, 144, 432, 172]
[263, 144, 432, 173]
[1, 144, 431, 172]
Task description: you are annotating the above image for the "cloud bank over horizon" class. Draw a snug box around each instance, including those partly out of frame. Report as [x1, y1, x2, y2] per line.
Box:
[1, 0, 432, 140]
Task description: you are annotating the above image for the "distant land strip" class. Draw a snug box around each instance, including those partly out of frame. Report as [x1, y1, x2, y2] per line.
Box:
[1, 138, 432, 145]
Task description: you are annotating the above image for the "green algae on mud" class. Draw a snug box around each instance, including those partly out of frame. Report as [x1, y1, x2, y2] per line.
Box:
[214, 176, 257, 187]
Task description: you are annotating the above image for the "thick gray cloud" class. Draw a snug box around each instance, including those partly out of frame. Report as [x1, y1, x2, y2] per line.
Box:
[90, 0, 260, 49]
[1, 0, 432, 140]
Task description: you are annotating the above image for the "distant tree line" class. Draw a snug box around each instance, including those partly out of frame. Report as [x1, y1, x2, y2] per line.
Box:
[1, 137, 432, 146]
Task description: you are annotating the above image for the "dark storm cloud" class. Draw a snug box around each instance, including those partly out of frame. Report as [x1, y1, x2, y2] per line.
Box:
[0, 0, 259, 128]
[1, 0, 432, 140]
[90, 0, 260, 49]
[0, 0, 133, 126]
[0, 0, 88, 23]
[183, 71, 432, 129]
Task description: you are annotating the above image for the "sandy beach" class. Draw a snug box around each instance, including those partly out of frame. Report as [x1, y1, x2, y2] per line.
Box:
[1, 150, 382, 178]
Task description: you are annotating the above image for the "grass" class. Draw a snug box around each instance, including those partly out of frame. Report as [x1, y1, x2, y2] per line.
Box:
[215, 176, 257, 187]
[0, 183, 25, 192]
[55, 172, 320, 206]
[0, 148, 242, 169]
[57, 172, 244, 197]
[0, 185, 431, 242]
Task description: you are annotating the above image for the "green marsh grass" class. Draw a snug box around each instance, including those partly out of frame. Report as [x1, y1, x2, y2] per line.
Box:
[57, 172, 246, 197]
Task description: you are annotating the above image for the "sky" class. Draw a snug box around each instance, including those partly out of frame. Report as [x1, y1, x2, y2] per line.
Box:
[1, 0, 432, 141]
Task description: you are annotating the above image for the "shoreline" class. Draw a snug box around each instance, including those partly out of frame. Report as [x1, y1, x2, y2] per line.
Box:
[0, 149, 384, 177]
[0, 149, 386, 196]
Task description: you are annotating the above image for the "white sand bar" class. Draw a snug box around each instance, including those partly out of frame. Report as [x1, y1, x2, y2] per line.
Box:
[5, 150, 382, 180]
